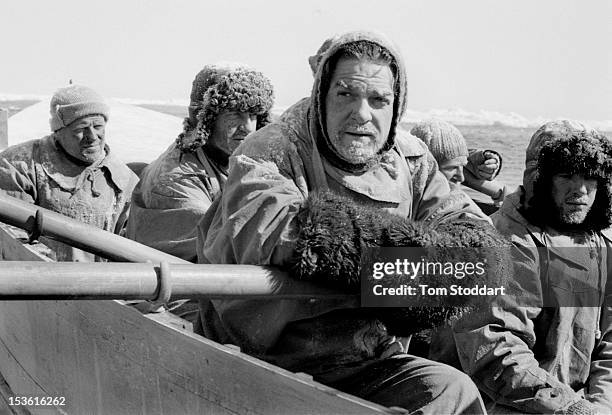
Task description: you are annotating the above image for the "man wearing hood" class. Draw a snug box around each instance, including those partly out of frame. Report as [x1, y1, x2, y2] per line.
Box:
[126, 64, 274, 262]
[0, 85, 138, 261]
[196, 32, 505, 413]
[452, 120, 612, 414]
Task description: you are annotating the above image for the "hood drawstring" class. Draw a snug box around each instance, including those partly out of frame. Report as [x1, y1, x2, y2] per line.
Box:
[380, 151, 399, 180]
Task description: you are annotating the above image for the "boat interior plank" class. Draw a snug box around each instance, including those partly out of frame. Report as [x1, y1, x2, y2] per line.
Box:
[0, 225, 392, 414]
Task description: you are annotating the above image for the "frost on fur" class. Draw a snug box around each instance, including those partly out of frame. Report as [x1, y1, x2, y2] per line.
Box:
[290, 190, 512, 334]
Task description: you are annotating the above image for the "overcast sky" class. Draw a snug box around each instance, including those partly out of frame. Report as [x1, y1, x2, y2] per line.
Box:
[1, 0, 610, 121]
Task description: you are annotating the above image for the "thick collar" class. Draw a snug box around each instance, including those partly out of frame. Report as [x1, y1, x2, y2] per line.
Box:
[497, 187, 612, 247]
[40, 135, 134, 193]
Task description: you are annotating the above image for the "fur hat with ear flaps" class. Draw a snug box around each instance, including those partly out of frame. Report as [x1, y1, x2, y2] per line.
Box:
[289, 190, 512, 335]
[525, 125, 612, 232]
[175, 64, 274, 152]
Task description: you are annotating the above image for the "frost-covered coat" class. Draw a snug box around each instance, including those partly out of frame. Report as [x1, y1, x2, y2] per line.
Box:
[197, 32, 489, 381]
[126, 140, 225, 262]
[452, 188, 612, 414]
[0, 135, 138, 261]
[450, 121, 612, 415]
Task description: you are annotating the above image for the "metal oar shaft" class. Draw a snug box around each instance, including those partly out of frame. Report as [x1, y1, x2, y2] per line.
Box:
[0, 192, 189, 264]
[0, 262, 351, 300]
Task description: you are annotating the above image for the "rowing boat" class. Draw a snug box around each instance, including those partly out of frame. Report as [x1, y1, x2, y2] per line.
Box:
[0, 201, 392, 414]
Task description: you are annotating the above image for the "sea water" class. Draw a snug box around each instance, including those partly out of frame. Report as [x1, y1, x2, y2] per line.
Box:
[441, 124, 534, 189]
[401, 122, 534, 189]
[402, 122, 612, 190]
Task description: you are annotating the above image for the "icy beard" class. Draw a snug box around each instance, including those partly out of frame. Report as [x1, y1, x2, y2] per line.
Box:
[556, 201, 592, 227]
[330, 128, 385, 165]
[539, 192, 594, 232]
[527, 176, 612, 234]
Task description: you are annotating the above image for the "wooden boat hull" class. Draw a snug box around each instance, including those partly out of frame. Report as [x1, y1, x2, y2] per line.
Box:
[0, 226, 390, 414]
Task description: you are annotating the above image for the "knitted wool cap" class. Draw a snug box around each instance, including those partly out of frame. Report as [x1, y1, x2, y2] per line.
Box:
[49, 85, 110, 132]
[410, 119, 468, 164]
[177, 63, 274, 152]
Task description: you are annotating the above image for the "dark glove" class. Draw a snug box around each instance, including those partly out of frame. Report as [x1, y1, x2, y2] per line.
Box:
[291, 190, 403, 291]
[375, 219, 512, 335]
[290, 190, 511, 335]
[467, 149, 503, 180]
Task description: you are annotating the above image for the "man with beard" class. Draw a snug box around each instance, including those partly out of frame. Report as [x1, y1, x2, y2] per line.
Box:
[126, 64, 274, 262]
[452, 120, 612, 414]
[196, 31, 510, 414]
[0, 85, 138, 261]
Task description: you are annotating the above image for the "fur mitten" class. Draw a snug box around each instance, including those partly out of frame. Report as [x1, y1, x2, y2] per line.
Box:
[290, 190, 511, 334]
[291, 190, 403, 292]
[374, 219, 512, 334]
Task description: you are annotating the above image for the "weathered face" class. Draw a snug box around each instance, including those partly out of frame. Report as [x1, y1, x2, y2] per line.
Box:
[208, 110, 257, 156]
[55, 115, 106, 164]
[324, 57, 395, 164]
[439, 156, 468, 184]
[551, 173, 598, 225]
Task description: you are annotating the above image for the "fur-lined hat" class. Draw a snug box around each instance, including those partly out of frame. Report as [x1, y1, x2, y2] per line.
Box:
[537, 132, 612, 180]
[176, 64, 274, 152]
[526, 123, 612, 231]
[523, 120, 599, 202]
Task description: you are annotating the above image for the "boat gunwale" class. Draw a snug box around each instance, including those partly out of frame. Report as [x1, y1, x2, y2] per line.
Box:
[0, 223, 393, 414]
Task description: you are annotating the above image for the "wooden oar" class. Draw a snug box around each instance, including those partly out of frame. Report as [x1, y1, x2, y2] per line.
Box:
[0, 192, 189, 264]
[0, 261, 352, 301]
[0, 194, 350, 301]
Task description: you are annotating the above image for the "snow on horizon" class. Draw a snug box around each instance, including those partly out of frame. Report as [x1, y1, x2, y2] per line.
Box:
[6, 99, 182, 163]
[2, 92, 611, 132]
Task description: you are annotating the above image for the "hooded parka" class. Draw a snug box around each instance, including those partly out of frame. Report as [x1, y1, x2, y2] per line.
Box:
[126, 65, 273, 262]
[452, 120, 612, 414]
[196, 31, 490, 413]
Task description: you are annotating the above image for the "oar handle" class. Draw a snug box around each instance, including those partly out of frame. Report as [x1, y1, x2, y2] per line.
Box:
[0, 192, 189, 264]
[0, 261, 352, 300]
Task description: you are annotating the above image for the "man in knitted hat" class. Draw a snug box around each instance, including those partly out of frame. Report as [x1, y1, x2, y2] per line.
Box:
[125, 64, 274, 262]
[451, 120, 612, 414]
[0, 85, 138, 261]
[411, 119, 507, 211]
[194, 31, 512, 413]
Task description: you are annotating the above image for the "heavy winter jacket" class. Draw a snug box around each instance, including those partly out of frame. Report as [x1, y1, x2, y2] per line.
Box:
[0, 135, 138, 261]
[453, 188, 612, 413]
[197, 31, 490, 381]
[126, 140, 225, 262]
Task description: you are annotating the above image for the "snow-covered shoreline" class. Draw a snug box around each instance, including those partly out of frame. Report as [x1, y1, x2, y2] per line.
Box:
[2, 93, 611, 132]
